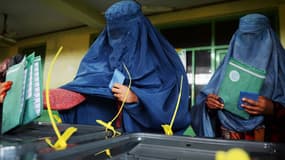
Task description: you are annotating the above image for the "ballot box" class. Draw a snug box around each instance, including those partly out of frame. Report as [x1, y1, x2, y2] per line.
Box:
[0, 122, 111, 160]
[39, 133, 285, 160]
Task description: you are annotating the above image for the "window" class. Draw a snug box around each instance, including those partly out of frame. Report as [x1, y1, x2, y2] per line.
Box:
[18, 43, 46, 70]
[161, 23, 211, 48]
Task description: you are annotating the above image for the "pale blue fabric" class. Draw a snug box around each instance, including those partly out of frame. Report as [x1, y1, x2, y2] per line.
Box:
[191, 13, 285, 137]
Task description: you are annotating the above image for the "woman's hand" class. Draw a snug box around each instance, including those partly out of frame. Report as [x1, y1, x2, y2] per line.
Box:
[241, 96, 274, 115]
[206, 94, 224, 109]
[0, 81, 12, 103]
[112, 83, 138, 103]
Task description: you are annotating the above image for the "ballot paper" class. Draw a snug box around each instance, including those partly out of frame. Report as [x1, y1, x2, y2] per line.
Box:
[1, 53, 43, 134]
[238, 91, 259, 110]
[109, 68, 125, 89]
[218, 58, 266, 119]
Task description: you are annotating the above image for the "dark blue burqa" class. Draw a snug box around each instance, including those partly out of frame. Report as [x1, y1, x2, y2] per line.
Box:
[191, 14, 285, 137]
[59, 0, 191, 134]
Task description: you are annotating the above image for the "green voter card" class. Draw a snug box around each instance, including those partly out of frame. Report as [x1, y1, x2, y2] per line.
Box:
[218, 58, 266, 119]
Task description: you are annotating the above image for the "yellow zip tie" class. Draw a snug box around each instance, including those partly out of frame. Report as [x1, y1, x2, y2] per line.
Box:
[161, 75, 183, 136]
[44, 46, 77, 150]
[96, 63, 132, 137]
[53, 114, 62, 123]
[45, 127, 77, 150]
[105, 149, 112, 157]
[96, 120, 121, 136]
[95, 148, 112, 158]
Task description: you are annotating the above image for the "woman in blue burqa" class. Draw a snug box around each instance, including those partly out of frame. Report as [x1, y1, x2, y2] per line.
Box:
[191, 13, 285, 142]
[56, 0, 191, 134]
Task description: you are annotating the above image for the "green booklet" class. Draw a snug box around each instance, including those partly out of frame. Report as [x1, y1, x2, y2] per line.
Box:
[218, 58, 266, 119]
[1, 53, 43, 134]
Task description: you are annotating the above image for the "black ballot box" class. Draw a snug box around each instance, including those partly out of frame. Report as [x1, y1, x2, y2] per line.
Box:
[39, 133, 285, 160]
[0, 122, 112, 160]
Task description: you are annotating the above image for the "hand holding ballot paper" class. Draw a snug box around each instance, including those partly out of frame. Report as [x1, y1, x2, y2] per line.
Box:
[190, 13, 285, 142]
[1, 53, 43, 134]
[218, 58, 266, 119]
[109, 68, 138, 103]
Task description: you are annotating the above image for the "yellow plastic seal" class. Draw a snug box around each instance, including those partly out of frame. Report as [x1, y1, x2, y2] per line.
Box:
[44, 46, 77, 150]
[96, 63, 131, 137]
[95, 148, 112, 158]
[161, 75, 183, 136]
[53, 114, 62, 123]
[96, 120, 121, 136]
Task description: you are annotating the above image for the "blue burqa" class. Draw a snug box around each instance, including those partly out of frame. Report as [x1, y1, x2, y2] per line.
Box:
[59, 0, 191, 134]
[191, 13, 285, 137]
